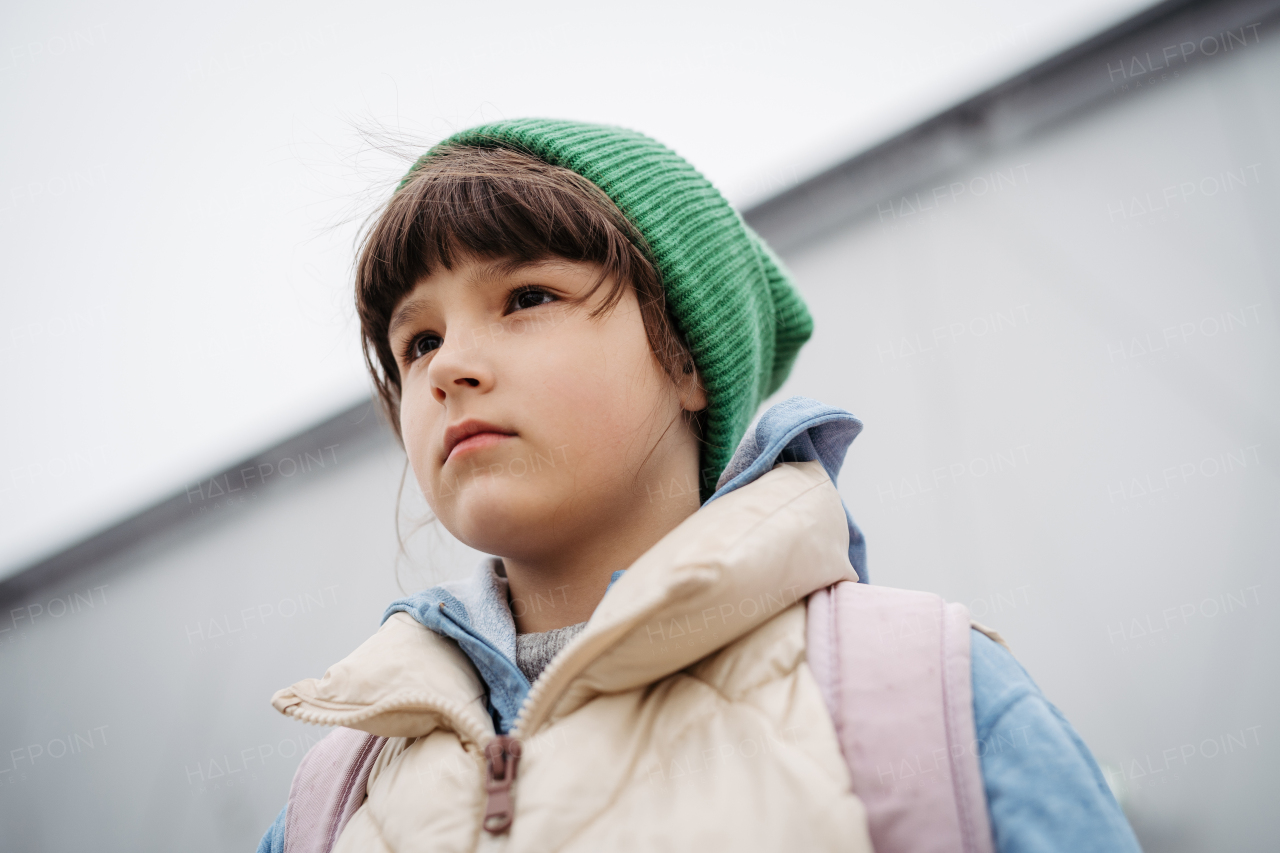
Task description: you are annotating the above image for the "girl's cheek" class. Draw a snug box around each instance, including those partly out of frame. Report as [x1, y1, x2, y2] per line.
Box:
[400, 392, 441, 482]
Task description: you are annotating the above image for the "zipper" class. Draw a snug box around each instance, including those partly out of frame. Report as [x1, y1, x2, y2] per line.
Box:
[477, 576, 697, 834]
[287, 688, 514, 836]
[478, 619, 612, 835]
[481, 734, 521, 833]
[283, 691, 492, 746]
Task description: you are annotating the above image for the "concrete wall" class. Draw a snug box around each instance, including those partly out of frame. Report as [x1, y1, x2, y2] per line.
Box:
[776, 27, 1279, 852]
[1, 17, 1277, 853]
[0, 424, 484, 851]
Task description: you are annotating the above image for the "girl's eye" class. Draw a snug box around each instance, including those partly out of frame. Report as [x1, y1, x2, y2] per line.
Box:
[405, 333, 443, 363]
[510, 287, 556, 311]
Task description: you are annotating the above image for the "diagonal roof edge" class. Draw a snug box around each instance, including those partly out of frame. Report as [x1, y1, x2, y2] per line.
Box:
[0, 399, 389, 605]
[744, 0, 1280, 253]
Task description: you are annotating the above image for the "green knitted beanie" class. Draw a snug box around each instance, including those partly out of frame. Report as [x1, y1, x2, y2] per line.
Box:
[399, 119, 812, 500]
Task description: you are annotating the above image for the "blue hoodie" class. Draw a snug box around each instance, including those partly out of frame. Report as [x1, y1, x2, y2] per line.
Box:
[259, 397, 1140, 853]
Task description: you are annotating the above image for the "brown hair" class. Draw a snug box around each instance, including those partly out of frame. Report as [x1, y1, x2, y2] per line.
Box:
[355, 144, 698, 439]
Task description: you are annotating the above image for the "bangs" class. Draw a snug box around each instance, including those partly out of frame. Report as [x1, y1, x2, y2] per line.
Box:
[355, 144, 692, 437]
[362, 144, 645, 299]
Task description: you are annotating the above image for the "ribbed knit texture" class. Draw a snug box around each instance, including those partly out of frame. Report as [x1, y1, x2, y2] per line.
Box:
[515, 621, 587, 683]
[400, 119, 813, 499]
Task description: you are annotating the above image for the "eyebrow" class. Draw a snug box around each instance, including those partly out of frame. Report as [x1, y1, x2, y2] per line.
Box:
[386, 259, 569, 341]
[469, 257, 569, 284]
[387, 297, 433, 343]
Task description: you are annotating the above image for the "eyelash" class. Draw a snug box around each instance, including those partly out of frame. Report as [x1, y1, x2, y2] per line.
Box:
[399, 285, 558, 365]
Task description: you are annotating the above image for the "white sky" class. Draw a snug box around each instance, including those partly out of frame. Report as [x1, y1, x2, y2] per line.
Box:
[0, 0, 1154, 579]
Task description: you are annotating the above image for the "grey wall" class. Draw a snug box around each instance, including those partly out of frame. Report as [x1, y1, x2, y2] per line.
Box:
[2, 11, 1278, 853]
[0, 424, 484, 851]
[774, 25, 1279, 852]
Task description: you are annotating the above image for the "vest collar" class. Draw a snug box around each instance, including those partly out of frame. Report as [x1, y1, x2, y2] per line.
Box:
[271, 460, 855, 741]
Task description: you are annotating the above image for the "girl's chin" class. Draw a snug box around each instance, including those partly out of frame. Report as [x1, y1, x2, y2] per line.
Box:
[434, 480, 571, 547]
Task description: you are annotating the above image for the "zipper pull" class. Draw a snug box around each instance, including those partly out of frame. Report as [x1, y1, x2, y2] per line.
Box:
[482, 735, 522, 834]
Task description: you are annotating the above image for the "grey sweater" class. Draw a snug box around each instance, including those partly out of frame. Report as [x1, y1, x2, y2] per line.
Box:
[515, 621, 587, 683]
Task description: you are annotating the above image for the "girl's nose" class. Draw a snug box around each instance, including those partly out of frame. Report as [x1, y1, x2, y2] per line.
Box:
[426, 334, 493, 403]
[434, 376, 480, 403]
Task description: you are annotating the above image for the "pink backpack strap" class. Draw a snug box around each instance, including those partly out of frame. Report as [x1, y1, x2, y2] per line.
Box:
[807, 581, 995, 853]
[283, 727, 387, 853]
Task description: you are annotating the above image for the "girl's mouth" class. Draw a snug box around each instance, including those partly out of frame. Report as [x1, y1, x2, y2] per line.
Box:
[442, 419, 517, 462]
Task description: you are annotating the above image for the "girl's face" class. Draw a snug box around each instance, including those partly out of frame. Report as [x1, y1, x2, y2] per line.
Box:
[388, 256, 706, 563]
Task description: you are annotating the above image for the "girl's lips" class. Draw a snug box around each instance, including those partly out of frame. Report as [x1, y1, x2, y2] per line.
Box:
[442, 418, 517, 461]
[446, 431, 513, 461]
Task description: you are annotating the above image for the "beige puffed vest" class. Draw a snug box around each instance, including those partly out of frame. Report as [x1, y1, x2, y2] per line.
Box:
[272, 461, 874, 852]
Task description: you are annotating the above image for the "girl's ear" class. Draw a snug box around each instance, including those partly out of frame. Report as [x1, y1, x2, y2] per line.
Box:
[678, 363, 708, 413]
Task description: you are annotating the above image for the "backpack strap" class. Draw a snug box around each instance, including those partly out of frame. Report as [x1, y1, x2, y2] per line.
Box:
[283, 727, 387, 853]
[807, 581, 995, 853]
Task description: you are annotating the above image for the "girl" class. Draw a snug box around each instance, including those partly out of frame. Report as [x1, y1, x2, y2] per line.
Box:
[257, 120, 1140, 852]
